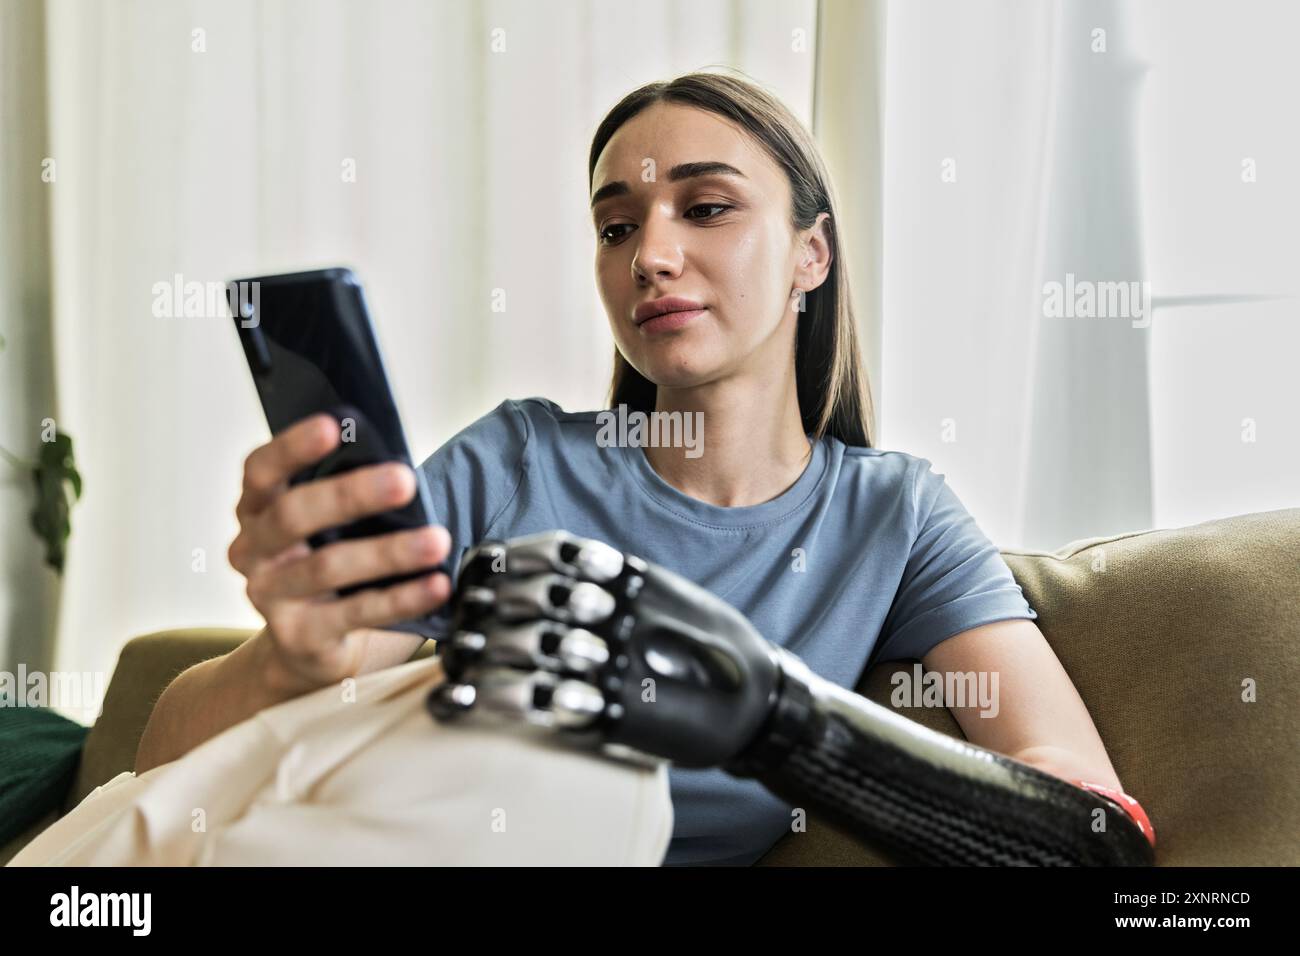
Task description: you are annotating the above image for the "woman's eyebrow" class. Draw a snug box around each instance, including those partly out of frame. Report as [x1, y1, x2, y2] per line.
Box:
[590, 161, 747, 209]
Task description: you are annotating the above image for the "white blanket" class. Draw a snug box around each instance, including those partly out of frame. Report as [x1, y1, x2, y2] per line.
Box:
[8, 656, 673, 866]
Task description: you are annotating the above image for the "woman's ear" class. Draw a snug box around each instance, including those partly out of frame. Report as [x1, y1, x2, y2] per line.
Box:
[794, 212, 833, 293]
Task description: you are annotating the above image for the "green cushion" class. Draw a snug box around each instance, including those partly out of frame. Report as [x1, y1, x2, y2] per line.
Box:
[0, 707, 88, 845]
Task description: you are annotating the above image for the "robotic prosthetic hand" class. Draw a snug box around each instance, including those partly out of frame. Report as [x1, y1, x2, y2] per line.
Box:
[427, 530, 1157, 867]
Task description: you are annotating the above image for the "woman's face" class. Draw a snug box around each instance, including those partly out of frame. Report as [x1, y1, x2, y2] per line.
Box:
[591, 102, 824, 393]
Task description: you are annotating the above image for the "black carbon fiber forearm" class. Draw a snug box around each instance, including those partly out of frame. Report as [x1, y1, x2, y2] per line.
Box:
[727, 654, 1155, 866]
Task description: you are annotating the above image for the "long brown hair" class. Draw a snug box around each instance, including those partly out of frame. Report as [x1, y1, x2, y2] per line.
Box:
[588, 68, 875, 448]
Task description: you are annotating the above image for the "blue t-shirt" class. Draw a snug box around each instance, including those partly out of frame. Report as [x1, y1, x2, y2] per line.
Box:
[392, 397, 1038, 866]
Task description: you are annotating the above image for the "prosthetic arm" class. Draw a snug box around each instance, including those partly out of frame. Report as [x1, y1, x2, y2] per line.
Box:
[427, 531, 1156, 866]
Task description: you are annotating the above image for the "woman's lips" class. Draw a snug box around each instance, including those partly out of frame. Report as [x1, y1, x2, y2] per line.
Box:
[639, 307, 706, 334]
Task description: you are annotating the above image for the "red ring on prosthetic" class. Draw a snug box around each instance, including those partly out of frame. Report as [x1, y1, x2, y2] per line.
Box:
[1071, 779, 1157, 849]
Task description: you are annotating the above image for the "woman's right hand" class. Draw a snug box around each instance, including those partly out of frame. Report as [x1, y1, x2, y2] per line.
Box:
[227, 412, 454, 694]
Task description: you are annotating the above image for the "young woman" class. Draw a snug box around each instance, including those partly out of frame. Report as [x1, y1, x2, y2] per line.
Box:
[137, 70, 1134, 867]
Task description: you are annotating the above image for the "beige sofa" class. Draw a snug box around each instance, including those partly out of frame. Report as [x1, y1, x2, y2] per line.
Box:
[4, 507, 1297, 866]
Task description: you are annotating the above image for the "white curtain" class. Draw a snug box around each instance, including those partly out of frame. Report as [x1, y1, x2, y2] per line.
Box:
[872, 0, 1299, 550]
[875, 0, 1149, 551]
[20, 0, 817, 714]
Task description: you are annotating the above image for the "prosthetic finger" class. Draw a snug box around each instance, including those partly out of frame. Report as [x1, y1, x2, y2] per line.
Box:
[442, 619, 610, 674]
[456, 532, 628, 586]
[433, 663, 606, 730]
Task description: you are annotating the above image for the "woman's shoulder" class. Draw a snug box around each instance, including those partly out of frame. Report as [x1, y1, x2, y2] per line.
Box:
[445, 395, 601, 438]
[833, 441, 953, 515]
[495, 395, 610, 443]
[508, 395, 605, 426]
[436, 396, 606, 465]
[838, 441, 932, 479]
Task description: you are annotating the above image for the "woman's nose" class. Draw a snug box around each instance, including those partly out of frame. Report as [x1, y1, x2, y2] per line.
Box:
[631, 214, 684, 280]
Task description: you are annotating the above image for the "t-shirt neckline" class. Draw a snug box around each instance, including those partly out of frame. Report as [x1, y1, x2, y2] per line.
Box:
[617, 431, 829, 530]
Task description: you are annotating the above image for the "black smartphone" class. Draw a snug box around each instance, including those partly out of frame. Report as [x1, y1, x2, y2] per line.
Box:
[228, 267, 447, 596]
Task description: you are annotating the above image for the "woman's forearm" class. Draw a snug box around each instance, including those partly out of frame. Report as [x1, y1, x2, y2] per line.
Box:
[1010, 743, 1123, 792]
[132, 626, 430, 776]
[133, 628, 307, 775]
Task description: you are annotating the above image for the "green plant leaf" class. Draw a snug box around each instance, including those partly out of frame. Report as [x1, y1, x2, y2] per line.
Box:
[29, 430, 81, 574]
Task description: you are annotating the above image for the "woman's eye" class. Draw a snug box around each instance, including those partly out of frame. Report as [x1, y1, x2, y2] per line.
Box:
[598, 223, 632, 244]
[686, 203, 732, 220]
